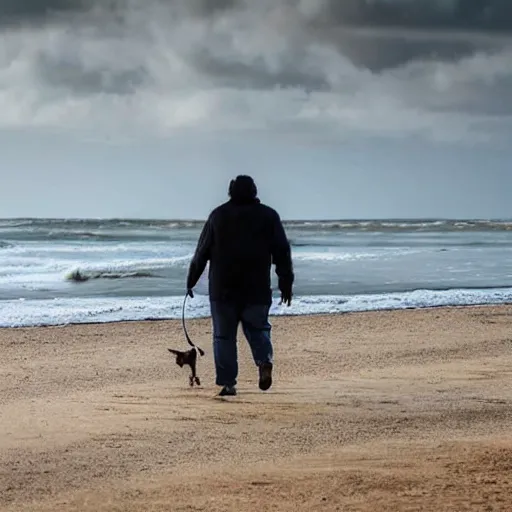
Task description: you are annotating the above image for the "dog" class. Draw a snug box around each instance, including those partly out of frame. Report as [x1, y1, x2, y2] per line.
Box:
[167, 346, 205, 387]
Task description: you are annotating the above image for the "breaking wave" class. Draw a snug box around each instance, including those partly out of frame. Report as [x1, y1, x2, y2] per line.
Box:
[64, 256, 191, 282]
[285, 219, 512, 232]
[66, 269, 159, 282]
[2, 218, 512, 240]
[3, 287, 512, 328]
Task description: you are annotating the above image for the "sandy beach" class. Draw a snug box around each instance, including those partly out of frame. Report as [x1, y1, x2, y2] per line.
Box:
[1, 305, 511, 511]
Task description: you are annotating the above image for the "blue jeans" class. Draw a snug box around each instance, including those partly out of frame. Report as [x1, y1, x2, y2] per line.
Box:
[210, 301, 273, 387]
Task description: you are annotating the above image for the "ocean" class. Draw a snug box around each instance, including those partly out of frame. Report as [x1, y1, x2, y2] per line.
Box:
[1, 218, 512, 328]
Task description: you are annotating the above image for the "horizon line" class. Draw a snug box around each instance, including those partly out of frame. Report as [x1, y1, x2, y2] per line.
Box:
[1, 216, 512, 223]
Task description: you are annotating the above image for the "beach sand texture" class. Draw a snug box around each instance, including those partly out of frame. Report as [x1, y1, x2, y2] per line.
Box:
[1, 306, 512, 511]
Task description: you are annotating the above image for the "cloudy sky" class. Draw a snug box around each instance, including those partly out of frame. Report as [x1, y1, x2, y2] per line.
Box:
[1, 0, 511, 219]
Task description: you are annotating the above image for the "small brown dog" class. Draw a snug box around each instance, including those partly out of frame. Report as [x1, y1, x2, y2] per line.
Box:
[168, 346, 205, 387]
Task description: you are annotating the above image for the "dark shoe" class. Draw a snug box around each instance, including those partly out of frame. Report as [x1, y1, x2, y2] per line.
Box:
[258, 363, 273, 391]
[218, 385, 237, 397]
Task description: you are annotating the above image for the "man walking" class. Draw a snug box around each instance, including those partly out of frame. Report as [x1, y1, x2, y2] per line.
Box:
[186, 175, 294, 396]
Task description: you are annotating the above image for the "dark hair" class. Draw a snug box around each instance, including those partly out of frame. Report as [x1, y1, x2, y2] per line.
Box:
[228, 175, 258, 203]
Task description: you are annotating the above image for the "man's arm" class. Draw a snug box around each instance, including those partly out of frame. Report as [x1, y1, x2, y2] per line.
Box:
[271, 212, 294, 304]
[186, 216, 213, 292]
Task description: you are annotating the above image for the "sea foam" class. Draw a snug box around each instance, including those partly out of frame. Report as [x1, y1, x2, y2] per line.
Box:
[2, 287, 512, 328]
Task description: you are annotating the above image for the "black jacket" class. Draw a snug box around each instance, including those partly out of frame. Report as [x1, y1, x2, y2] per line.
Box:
[186, 198, 294, 305]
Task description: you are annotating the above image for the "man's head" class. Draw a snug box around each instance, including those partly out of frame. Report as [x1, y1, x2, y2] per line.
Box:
[228, 175, 258, 204]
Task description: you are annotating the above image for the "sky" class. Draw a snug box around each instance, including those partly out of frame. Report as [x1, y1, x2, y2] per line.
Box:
[1, 0, 511, 220]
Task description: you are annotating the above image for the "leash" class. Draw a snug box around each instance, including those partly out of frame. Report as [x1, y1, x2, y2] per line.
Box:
[182, 292, 205, 356]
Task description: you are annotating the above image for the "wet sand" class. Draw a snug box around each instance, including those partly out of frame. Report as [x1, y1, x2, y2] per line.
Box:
[1, 305, 512, 511]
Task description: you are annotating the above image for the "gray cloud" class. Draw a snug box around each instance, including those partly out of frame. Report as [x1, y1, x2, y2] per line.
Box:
[3, 1, 512, 31]
[313, 0, 512, 32]
[0, 0, 238, 26]
[36, 54, 146, 95]
[0, 0, 511, 144]
[0, 0, 86, 25]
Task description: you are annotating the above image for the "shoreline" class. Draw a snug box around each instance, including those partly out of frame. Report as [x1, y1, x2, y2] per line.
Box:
[2, 300, 512, 331]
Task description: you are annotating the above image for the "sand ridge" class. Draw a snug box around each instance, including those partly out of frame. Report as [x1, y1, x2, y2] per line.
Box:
[1, 306, 512, 511]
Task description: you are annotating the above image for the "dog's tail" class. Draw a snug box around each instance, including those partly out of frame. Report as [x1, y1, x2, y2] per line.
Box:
[182, 292, 205, 356]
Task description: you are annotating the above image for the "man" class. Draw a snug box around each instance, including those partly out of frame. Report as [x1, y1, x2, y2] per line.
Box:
[186, 175, 294, 397]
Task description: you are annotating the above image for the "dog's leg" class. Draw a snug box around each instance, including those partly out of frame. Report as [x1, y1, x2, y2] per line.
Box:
[190, 359, 197, 386]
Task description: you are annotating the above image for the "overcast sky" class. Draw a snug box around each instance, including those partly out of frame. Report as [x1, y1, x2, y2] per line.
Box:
[1, 0, 511, 219]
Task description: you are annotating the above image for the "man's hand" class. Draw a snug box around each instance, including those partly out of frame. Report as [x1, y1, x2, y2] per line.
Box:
[278, 278, 292, 306]
[187, 288, 194, 299]
[280, 289, 292, 307]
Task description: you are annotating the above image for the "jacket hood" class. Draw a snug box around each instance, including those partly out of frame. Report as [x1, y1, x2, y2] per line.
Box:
[228, 175, 259, 205]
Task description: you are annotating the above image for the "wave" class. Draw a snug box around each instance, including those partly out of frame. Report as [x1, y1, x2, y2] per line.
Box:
[3, 218, 512, 236]
[66, 269, 159, 282]
[286, 219, 512, 232]
[0, 218, 203, 231]
[0, 241, 13, 249]
[292, 248, 422, 262]
[2, 287, 512, 328]
[2, 242, 194, 257]
[293, 251, 379, 262]
[64, 257, 190, 282]
[2, 230, 178, 243]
